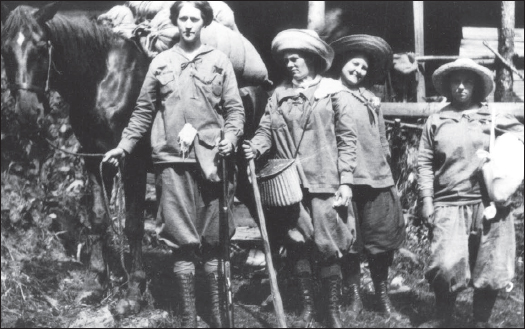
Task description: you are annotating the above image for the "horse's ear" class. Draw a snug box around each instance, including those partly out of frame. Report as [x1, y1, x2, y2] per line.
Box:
[1, 4, 9, 24]
[34, 2, 62, 24]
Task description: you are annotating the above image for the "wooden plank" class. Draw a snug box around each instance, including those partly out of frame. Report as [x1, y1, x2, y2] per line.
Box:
[463, 26, 524, 42]
[413, 1, 426, 101]
[381, 102, 524, 120]
[460, 39, 524, 58]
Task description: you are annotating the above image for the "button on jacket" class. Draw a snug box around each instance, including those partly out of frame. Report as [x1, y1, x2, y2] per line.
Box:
[118, 44, 245, 163]
[251, 78, 357, 194]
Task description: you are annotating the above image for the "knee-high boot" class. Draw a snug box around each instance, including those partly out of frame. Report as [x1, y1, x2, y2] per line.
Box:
[206, 272, 223, 328]
[174, 273, 197, 328]
[342, 253, 363, 319]
[323, 275, 343, 328]
[418, 287, 457, 328]
[291, 272, 315, 328]
[473, 288, 498, 328]
[368, 252, 394, 316]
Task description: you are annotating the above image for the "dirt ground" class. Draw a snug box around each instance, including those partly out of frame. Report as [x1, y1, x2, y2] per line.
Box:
[2, 203, 524, 328]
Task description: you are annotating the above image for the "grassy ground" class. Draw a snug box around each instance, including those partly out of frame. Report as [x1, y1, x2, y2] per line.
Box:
[1, 206, 524, 328]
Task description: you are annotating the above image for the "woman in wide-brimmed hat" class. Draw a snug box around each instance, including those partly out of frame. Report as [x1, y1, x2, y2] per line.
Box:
[243, 29, 358, 328]
[330, 34, 406, 319]
[417, 58, 524, 328]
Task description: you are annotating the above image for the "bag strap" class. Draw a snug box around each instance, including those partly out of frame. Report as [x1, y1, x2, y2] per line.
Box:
[489, 104, 496, 153]
[292, 98, 317, 159]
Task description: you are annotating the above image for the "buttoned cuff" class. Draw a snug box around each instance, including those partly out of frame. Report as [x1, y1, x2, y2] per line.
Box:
[117, 139, 136, 155]
[340, 172, 354, 185]
[419, 189, 434, 199]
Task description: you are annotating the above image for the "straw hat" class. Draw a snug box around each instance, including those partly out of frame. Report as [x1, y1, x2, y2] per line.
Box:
[432, 58, 494, 100]
[271, 29, 334, 73]
[331, 34, 393, 83]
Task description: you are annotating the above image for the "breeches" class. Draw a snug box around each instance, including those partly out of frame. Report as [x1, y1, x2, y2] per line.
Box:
[426, 202, 515, 292]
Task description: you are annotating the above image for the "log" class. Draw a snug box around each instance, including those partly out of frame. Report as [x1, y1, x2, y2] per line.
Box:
[495, 1, 516, 102]
[381, 102, 524, 121]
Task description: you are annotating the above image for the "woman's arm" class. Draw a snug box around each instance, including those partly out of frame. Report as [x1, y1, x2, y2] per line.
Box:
[220, 59, 245, 149]
[377, 105, 392, 162]
[333, 92, 358, 186]
[249, 95, 275, 159]
[117, 63, 159, 154]
[417, 116, 436, 222]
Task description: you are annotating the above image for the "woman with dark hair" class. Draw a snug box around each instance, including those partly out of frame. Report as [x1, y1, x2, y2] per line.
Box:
[103, 1, 244, 327]
[418, 58, 523, 328]
[330, 34, 406, 319]
[244, 29, 357, 328]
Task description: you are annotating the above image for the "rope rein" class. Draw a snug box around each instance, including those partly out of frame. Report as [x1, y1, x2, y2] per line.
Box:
[43, 137, 129, 283]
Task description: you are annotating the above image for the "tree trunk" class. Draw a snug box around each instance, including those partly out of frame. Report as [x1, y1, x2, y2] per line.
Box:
[495, 1, 515, 102]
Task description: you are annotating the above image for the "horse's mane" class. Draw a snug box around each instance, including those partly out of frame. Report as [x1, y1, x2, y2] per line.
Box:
[3, 5, 120, 85]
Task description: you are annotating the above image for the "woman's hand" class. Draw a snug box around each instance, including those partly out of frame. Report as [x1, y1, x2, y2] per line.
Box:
[242, 140, 257, 160]
[102, 148, 126, 168]
[218, 139, 234, 157]
[421, 197, 435, 227]
[333, 184, 352, 208]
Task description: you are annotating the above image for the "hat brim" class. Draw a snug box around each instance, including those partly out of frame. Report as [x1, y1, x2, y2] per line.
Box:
[271, 29, 334, 74]
[331, 34, 393, 83]
[432, 59, 494, 100]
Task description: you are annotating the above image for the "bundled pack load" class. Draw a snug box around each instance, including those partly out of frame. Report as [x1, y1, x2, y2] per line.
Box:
[101, 1, 268, 86]
[97, 5, 137, 39]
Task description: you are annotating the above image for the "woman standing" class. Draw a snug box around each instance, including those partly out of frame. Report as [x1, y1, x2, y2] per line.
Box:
[103, 1, 244, 327]
[330, 34, 406, 318]
[418, 58, 523, 328]
[243, 29, 357, 328]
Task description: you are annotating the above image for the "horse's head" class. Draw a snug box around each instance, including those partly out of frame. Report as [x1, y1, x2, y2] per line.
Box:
[1, 2, 60, 128]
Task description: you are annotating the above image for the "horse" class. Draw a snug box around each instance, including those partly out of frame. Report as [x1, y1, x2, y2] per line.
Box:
[2, 2, 270, 315]
[2, 3, 151, 312]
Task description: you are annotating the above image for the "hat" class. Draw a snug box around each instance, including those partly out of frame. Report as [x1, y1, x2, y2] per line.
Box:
[432, 58, 494, 100]
[331, 34, 393, 83]
[271, 29, 334, 73]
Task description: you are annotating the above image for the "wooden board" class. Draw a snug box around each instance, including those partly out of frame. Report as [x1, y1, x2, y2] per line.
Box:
[460, 39, 524, 59]
[463, 27, 524, 42]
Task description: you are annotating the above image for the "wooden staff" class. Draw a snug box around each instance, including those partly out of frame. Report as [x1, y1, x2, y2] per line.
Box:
[248, 159, 287, 328]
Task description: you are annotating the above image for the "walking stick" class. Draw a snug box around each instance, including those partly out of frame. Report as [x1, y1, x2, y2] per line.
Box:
[220, 131, 234, 327]
[248, 159, 287, 328]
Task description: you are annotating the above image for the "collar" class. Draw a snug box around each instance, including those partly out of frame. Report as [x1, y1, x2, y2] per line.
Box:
[439, 103, 490, 121]
[275, 79, 321, 105]
[292, 75, 322, 90]
[171, 43, 215, 59]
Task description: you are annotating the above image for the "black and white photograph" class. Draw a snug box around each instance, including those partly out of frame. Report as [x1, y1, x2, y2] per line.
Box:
[1, 1, 523, 328]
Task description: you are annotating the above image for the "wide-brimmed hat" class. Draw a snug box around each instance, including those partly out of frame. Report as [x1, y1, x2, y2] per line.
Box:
[432, 58, 494, 100]
[331, 34, 393, 83]
[271, 29, 334, 73]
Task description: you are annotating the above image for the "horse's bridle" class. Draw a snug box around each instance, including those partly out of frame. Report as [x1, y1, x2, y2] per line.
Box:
[8, 40, 54, 95]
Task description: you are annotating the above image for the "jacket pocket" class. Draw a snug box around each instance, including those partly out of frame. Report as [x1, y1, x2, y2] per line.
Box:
[156, 71, 176, 96]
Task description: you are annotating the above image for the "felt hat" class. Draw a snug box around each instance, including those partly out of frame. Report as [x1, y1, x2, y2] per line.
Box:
[432, 58, 494, 100]
[331, 34, 393, 83]
[271, 29, 334, 73]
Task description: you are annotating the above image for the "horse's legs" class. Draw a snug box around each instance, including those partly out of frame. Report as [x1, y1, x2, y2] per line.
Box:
[119, 150, 147, 313]
[82, 158, 113, 301]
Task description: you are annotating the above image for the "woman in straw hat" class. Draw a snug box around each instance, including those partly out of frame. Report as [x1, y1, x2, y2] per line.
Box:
[417, 58, 523, 328]
[330, 34, 406, 319]
[243, 29, 358, 328]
